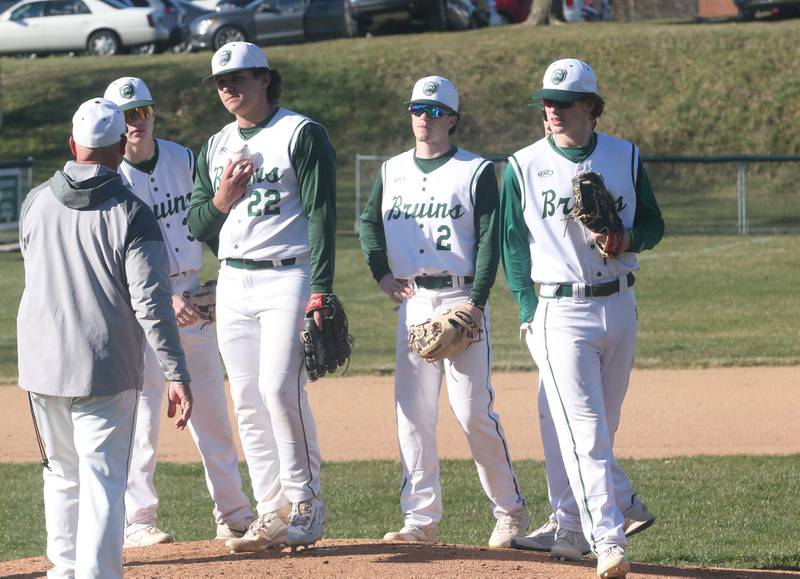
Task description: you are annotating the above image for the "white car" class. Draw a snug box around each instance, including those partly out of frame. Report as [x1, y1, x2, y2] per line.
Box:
[0, 0, 170, 56]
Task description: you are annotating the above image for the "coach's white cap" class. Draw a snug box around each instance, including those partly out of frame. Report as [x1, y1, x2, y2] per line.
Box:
[532, 58, 599, 103]
[72, 98, 127, 149]
[407, 75, 459, 113]
[206, 42, 269, 81]
[104, 77, 155, 111]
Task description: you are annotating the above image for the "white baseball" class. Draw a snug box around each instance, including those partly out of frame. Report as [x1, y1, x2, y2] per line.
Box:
[230, 144, 251, 176]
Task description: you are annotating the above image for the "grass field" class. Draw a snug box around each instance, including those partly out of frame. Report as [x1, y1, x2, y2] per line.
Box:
[1, 455, 799, 568]
[2, 233, 799, 381]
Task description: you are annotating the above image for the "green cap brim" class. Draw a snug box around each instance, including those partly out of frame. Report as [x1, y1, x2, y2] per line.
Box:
[405, 99, 457, 114]
[528, 88, 595, 108]
[118, 99, 155, 111]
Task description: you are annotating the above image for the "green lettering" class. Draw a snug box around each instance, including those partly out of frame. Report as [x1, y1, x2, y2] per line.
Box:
[541, 189, 556, 218]
[388, 196, 402, 220]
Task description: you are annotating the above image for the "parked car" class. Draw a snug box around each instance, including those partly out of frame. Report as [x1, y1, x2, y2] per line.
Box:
[0, 0, 169, 55]
[190, 0, 350, 51]
[734, 0, 800, 19]
[123, 0, 186, 51]
[0, 0, 19, 12]
[344, 0, 481, 33]
[495, 0, 610, 23]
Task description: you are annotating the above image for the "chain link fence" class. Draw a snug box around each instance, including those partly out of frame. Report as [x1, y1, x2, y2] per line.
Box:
[354, 153, 800, 235]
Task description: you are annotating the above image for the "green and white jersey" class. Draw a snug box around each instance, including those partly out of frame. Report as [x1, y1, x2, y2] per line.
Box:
[204, 107, 312, 261]
[381, 148, 490, 279]
[509, 132, 640, 284]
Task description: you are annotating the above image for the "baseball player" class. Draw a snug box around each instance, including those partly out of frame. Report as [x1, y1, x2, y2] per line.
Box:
[500, 58, 664, 577]
[187, 42, 336, 553]
[514, 112, 654, 555]
[359, 76, 528, 548]
[103, 77, 255, 547]
[18, 97, 192, 579]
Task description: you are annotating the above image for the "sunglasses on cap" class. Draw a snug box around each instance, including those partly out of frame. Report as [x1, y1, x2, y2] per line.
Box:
[408, 103, 452, 119]
[542, 99, 577, 110]
[124, 105, 154, 123]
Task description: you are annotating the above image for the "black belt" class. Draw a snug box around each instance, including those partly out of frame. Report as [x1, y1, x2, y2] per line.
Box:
[414, 275, 473, 290]
[552, 272, 635, 298]
[225, 257, 297, 270]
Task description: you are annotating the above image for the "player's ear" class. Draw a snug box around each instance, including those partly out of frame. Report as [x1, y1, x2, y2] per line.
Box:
[68, 137, 77, 157]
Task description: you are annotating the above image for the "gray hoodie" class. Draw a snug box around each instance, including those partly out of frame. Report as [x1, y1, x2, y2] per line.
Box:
[17, 161, 190, 397]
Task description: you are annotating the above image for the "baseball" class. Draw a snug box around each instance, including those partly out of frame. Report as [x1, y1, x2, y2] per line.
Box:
[230, 144, 251, 176]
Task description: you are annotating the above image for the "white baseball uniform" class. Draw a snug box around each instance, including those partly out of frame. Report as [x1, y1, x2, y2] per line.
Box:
[360, 147, 525, 527]
[501, 131, 664, 552]
[119, 138, 253, 533]
[188, 107, 337, 515]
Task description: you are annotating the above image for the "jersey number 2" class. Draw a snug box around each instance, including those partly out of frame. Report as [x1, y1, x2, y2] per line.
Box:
[436, 225, 451, 251]
[247, 189, 281, 217]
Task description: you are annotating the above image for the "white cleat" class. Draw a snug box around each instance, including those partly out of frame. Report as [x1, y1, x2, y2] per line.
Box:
[550, 527, 591, 561]
[287, 497, 326, 550]
[215, 519, 254, 540]
[596, 545, 630, 578]
[511, 515, 557, 551]
[488, 511, 530, 548]
[124, 525, 174, 548]
[225, 506, 290, 553]
[382, 523, 438, 543]
[623, 494, 655, 537]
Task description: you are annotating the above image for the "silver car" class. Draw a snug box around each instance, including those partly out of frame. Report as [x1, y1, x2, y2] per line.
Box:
[0, 0, 169, 55]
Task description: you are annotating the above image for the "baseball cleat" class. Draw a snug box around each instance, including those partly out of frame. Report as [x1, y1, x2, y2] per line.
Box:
[226, 506, 290, 553]
[124, 525, 174, 548]
[550, 528, 591, 561]
[286, 497, 326, 548]
[488, 510, 530, 548]
[511, 515, 557, 552]
[623, 494, 655, 538]
[596, 545, 630, 578]
[216, 519, 255, 540]
[382, 523, 437, 543]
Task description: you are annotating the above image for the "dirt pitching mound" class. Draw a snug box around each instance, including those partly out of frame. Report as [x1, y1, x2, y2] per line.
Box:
[1, 540, 798, 578]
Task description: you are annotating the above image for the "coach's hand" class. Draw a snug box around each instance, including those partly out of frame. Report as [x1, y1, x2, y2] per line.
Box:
[167, 381, 193, 430]
[213, 159, 254, 214]
[379, 273, 415, 304]
[172, 294, 199, 327]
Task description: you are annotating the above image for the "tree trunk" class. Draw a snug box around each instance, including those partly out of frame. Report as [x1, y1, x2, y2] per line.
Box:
[525, 0, 552, 24]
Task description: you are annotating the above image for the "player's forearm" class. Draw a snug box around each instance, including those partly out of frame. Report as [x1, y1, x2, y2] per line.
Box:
[188, 145, 227, 241]
[629, 161, 665, 252]
[470, 166, 501, 306]
[359, 173, 392, 282]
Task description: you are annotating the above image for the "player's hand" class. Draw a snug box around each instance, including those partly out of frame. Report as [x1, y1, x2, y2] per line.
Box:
[519, 322, 530, 341]
[462, 301, 484, 324]
[172, 294, 199, 328]
[167, 381, 193, 430]
[379, 273, 415, 304]
[306, 293, 332, 330]
[591, 230, 631, 254]
[213, 158, 254, 214]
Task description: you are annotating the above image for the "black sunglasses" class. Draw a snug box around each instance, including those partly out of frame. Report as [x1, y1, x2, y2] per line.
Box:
[542, 99, 577, 110]
[408, 103, 451, 119]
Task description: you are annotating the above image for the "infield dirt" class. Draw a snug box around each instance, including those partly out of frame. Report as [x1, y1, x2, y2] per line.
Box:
[1, 367, 798, 578]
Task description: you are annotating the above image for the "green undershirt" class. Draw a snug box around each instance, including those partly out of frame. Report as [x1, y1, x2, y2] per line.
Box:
[123, 140, 159, 174]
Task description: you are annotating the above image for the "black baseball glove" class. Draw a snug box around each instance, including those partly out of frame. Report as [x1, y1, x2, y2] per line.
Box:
[570, 171, 625, 258]
[301, 293, 354, 381]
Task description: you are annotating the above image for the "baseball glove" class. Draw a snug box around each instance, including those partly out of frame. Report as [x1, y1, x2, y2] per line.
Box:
[183, 280, 217, 324]
[301, 293, 354, 382]
[408, 304, 482, 363]
[570, 171, 625, 258]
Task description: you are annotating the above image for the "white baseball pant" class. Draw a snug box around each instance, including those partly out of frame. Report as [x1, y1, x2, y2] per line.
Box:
[31, 389, 138, 579]
[395, 285, 525, 527]
[215, 262, 321, 515]
[125, 272, 253, 533]
[526, 285, 637, 551]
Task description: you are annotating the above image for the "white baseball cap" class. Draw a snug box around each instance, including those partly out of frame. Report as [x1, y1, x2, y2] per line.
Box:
[407, 75, 459, 113]
[104, 77, 155, 111]
[72, 98, 127, 149]
[532, 58, 600, 104]
[206, 42, 269, 81]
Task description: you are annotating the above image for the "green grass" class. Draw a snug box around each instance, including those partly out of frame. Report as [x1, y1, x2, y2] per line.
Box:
[1, 455, 799, 569]
[3, 233, 799, 381]
[3, 20, 800, 232]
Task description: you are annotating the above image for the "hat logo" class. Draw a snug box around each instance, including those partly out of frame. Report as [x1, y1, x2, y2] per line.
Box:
[551, 69, 568, 84]
[119, 83, 135, 100]
[422, 81, 439, 96]
[218, 49, 232, 66]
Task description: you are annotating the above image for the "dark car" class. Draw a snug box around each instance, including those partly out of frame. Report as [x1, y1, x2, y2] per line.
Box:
[734, 0, 800, 19]
[190, 0, 349, 50]
[345, 0, 479, 33]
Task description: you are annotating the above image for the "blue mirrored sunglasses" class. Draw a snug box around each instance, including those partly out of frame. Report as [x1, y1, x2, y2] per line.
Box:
[408, 103, 450, 119]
